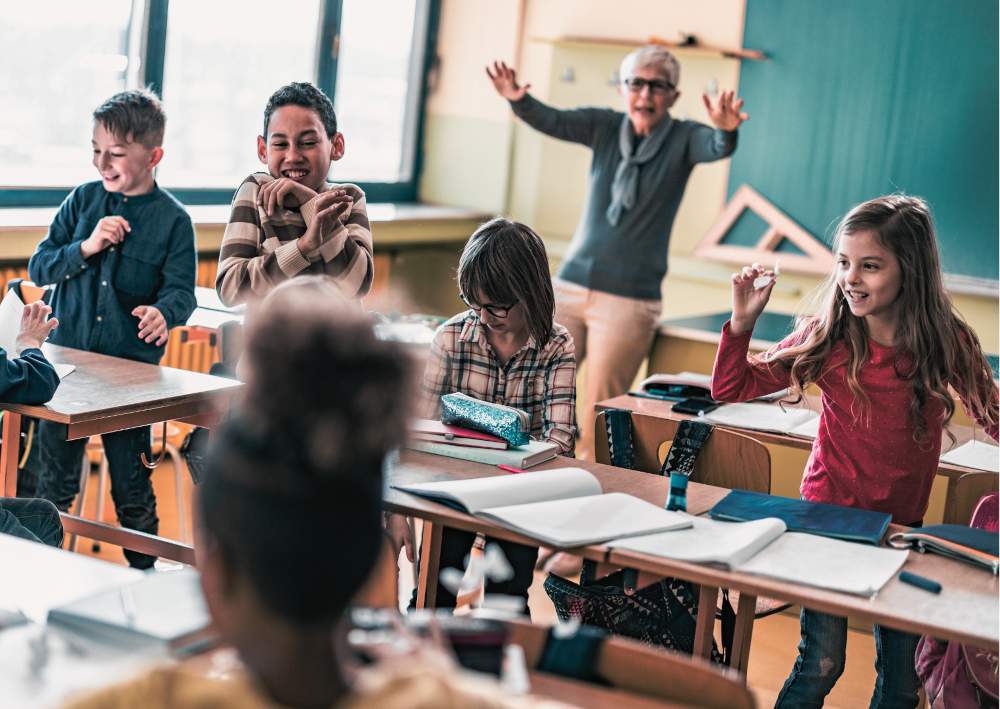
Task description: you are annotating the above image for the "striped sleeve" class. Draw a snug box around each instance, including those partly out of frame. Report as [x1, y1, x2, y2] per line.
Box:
[216, 175, 303, 306]
[539, 334, 578, 456]
[302, 184, 375, 299]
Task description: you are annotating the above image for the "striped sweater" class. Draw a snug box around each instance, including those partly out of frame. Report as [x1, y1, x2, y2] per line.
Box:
[215, 173, 374, 308]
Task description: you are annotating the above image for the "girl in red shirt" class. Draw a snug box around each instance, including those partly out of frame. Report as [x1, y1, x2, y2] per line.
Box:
[711, 195, 998, 709]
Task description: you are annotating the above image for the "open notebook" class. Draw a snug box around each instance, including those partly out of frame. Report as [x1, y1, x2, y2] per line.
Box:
[393, 467, 692, 548]
[0, 290, 73, 378]
[611, 515, 909, 596]
[939, 439, 1000, 473]
[697, 402, 818, 437]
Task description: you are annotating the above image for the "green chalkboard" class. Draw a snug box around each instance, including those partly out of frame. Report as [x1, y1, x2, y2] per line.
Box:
[729, 0, 998, 281]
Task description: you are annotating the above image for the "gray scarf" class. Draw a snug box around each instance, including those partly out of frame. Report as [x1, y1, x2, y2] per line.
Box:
[606, 114, 674, 226]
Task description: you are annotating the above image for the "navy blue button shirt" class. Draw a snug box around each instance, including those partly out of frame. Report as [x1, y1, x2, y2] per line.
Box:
[28, 181, 197, 365]
[0, 349, 59, 404]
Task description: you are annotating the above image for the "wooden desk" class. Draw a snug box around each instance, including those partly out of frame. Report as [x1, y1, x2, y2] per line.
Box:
[388, 450, 999, 671]
[597, 393, 999, 524]
[0, 344, 241, 562]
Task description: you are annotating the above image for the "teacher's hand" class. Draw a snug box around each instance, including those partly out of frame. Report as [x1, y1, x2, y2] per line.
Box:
[702, 89, 749, 131]
[486, 60, 530, 101]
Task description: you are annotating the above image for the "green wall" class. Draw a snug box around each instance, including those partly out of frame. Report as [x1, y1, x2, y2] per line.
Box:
[731, 0, 999, 281]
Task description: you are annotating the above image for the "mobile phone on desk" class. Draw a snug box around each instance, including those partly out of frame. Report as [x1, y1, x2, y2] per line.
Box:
[671, 397, 720, 416]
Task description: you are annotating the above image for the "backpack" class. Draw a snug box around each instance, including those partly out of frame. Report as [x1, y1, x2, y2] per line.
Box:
[915, 493, 999, 708]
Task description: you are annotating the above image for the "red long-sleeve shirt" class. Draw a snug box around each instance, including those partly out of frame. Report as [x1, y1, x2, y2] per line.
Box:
[712, 321, 999, 525]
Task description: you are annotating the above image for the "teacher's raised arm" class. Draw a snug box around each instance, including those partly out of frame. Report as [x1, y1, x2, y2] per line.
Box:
[487, 46, 748, 461]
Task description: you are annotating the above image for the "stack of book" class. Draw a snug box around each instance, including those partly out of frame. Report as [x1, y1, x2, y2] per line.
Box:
[407, 419, 559, 468]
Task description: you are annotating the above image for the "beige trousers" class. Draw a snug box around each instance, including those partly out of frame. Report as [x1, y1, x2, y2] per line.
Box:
[553, 277, 662, 460]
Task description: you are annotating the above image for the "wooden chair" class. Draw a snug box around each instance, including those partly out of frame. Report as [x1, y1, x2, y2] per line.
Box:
[507, 619, 756, 709]
[595, 410, 770, 493]
[947, 471, 999, 527]
[593, 410, 788, 676]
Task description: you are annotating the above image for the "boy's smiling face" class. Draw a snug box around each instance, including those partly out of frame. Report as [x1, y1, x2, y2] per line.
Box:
[257, 105, 344, 193]
[92, 121, 163, 196]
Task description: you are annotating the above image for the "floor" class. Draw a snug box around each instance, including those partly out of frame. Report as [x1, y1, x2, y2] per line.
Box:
[66, 456, 883, 709]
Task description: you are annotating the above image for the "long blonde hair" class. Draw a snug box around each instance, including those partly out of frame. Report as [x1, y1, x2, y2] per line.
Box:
[758, 195, 998, 445]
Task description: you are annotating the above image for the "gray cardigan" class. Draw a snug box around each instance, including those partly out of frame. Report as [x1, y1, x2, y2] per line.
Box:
[511, 95, 737, 300]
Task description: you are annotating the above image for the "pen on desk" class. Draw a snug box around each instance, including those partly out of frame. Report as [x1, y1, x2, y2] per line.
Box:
[898, 571, 942, 594]
[497, 464, 527, 474]
[120, 586, 138, 625]
[750, 389, 790, 403]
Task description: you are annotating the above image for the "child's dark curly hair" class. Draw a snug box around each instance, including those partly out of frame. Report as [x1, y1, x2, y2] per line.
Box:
[263, 82, 338, 139]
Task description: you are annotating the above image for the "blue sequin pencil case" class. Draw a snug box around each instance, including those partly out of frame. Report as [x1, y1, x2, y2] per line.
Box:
[440, 392, 531, 448]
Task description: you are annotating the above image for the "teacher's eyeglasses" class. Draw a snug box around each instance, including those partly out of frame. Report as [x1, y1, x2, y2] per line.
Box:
[461, 294, 516, 319]
[622, 78, 676, 96]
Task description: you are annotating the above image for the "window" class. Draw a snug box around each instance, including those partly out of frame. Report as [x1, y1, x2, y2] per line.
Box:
[0, 0, 437, 204]
[155, 0, 323, 189]
[331, 0, 431, 184]
[0, 0, 139, 188]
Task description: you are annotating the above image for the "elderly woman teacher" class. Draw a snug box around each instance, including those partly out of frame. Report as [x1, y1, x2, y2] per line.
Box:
[488, 45, 748, 460]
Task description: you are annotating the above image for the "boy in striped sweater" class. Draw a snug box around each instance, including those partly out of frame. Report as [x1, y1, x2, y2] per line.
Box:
[216, 83, 374, 315]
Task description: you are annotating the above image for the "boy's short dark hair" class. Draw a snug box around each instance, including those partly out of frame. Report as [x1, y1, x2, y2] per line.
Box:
[458, 217, 556, 347]
[263, 82, 338, 140]
[200, 300, 412, 624]
[93, 88, 166, 148]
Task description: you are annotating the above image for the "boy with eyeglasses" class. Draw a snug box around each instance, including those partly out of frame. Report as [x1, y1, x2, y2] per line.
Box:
[216, 82, 374, 319]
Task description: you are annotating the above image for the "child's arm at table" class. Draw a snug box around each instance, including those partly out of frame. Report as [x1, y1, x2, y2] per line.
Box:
[418, 328, 453, 420]
[0, 303, 60, 405]
[539, 335, 577, 457]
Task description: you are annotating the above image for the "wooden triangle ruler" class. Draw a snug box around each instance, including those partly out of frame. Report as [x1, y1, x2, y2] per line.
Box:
[693, 184, 834, 275]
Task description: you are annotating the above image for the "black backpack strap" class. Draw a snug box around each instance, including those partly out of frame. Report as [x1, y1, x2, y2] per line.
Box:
[661, 420, 714, 512]
[603, 408, 635, 470]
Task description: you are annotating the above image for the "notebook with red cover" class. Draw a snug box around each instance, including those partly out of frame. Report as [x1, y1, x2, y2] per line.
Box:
[409, 420, 508, 450]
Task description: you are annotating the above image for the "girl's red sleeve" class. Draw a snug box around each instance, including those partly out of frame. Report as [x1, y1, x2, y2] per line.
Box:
[711, 320, 800, 402]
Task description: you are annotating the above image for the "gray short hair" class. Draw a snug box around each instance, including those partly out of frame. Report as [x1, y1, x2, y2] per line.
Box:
[620, 45, 680, 88]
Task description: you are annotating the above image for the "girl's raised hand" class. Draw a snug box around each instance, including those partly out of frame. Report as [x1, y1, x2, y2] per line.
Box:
[486, 60, 530, 101]
[731, 263, 776, 335]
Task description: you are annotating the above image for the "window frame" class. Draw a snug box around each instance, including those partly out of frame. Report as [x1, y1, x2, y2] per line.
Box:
[0, 0, 441, 207]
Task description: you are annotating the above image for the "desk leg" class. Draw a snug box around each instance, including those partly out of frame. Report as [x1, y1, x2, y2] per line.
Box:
[729, 592, 757, 680]
[415, 520, 442, 610]
[1, 411, 21, 497]
[693, 584, 719, 660]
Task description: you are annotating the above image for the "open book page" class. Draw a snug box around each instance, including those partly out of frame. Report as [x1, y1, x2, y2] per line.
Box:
[0, 289, 24, 356]
[939, 439, 999, 473]
[737, 532, 909, 596]
[787, 415, 821, 440]
[476, 492, 693, 548]
[53, 364, 75, 379]
[392, 467, 601, 514]
[609, 515, 787, 569]
[698, 402, 818, 434]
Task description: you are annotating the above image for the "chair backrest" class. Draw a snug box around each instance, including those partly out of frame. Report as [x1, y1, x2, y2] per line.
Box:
[507, 620, 756, 709]
[949, 471, 1000, 527]
[6, 278, 51, 304]
[595, 411, 771, 494]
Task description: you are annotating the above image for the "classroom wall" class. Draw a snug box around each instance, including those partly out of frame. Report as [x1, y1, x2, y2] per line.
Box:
[418, 0, 999, 352]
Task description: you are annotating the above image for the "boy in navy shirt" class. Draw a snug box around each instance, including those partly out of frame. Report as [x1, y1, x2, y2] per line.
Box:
[28, 89, 197, 568]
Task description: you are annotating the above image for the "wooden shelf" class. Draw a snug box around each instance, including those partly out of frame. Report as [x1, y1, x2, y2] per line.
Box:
[533, 34, 767, 62]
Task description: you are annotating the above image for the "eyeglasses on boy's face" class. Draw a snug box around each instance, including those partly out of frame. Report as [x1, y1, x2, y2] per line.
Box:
[461, 294, 516, 319]
[622, 77, 676, 96]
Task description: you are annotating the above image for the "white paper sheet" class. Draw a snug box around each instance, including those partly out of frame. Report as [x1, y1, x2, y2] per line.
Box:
[787, 415, 822, 439]
[53, 363, 75, 379]
[610, 515, 788, 569]
[0, 289, 24, 356]
[393, 467, 602, 514]
[698, 402, 819, 435]
[477, 492, 693, 548]
[738, 532, 909, 596]
[939, 439, 1000, 473]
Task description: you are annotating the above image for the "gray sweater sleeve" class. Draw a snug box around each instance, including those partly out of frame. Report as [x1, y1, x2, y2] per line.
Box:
[687, 122, 739, 164]
[509, 94, 612, 148]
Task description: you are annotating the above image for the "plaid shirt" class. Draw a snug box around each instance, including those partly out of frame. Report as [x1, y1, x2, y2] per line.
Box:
[420, 311, 578, 456]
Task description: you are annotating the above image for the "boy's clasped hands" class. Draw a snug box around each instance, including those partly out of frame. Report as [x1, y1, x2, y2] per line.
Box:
[79, 215, 169, 346]
[256, 179, 353, 257]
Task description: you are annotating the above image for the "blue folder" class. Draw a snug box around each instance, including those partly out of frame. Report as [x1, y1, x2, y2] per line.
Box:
[708, 489, 892, 545]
